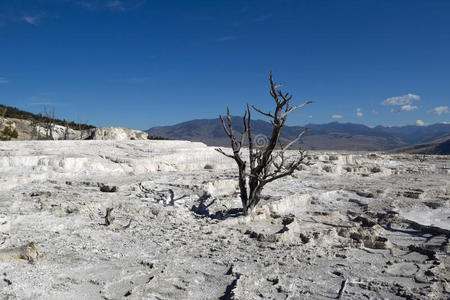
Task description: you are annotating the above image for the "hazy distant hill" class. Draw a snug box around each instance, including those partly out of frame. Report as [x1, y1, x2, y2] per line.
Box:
[146, 118, 450, 151]
[389, 137, 450, 155]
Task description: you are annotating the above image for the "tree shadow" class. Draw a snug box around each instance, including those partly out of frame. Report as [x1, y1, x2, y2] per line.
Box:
[191, 192, 244, 220]
[384, 225, 439, 243]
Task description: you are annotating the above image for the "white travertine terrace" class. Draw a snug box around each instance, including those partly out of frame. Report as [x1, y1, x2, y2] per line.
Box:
[0, 140, 449, 299]
[0, 140, 233, 191]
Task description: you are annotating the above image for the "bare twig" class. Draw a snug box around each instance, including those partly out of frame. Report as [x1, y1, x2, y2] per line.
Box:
[283, 129, 308, 152]
[252, 105, 275, 118]
[215, 148, 234, 159]
[43, 105, 55, 140]
[63, 120, 69, 140]
[280, 100, 313, 118]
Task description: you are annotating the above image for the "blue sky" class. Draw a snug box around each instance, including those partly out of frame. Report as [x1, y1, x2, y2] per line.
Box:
[1, 0, 449, 129]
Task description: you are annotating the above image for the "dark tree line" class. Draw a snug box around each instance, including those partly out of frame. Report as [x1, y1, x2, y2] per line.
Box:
[0, 104, 94, 131]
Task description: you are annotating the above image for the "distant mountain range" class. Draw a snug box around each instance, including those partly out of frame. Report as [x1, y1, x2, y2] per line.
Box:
[146, 118, 450, 152]
[388, 136, 450, 155]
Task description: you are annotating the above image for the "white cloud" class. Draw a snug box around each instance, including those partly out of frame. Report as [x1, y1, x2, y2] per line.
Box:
[0, 77, 8, 83]
[331, 114, 343, 119]
[442, 121, 450, 124]
[415, 120, 426, 126]
[390, 104, 419, 113]
[356, 108, 363, 117]
[308, 115, 312, 119]
[428, 106, 449, 115]
[22, 15, 41, 25]
[381, 93, 420, 106]
[399, 104, 418, 112]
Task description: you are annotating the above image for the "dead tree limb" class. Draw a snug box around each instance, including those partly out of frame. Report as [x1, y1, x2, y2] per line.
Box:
[216, 71, 312, 215]
[63, 120, 69, 140]
[30, 118, 39, 140]
[43, 105, 55, 140]
[337, 279, 348, 299]
[105, 208, 114, 226]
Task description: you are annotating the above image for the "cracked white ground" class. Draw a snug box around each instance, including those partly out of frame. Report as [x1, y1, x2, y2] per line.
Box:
[0, 140, 449, 299]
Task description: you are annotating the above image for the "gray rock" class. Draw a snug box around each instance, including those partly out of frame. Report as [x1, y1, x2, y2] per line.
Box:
[88, 127, 148, 140]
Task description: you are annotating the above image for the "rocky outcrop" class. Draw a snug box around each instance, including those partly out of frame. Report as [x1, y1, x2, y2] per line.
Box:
[88, 127, 148, 140]
[36, 123, 81, 140]
[1, 118, 149, 141]
[0, 117, 26, 140]
[0, 117, 82, 140]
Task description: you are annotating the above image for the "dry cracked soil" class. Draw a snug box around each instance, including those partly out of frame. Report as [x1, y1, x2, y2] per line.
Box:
[0, 141, 449, 299]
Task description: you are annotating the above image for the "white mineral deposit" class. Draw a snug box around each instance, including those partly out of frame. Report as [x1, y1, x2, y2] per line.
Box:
[0, 140, 448, 299]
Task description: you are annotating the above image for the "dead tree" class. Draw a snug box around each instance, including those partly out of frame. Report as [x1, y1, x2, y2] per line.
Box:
[63, 120, 69, 140]
[30, 118, 39, 140]
[78, 118, 88, 140]
[216, 72, 312, 215]
[43, 105, 55, 140]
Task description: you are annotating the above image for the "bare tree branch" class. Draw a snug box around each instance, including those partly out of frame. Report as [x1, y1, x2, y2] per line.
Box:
[63, 120, 69, 140]
[43, 105, 55, 140]
[217, 71, 312, 215]
[282, 128, 308, 151]
[280, 100, 313, 118]
[246, 103, 256, 170]
[240, 110, 248, 146]
[219, 115, 232, 138]
[251, 105, 275, 118]
[215, 148, 234, 159]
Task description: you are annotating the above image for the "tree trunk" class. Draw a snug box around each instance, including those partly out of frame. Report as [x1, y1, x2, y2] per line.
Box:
[238, 166, 248, 214]
[245, 185, 262, 215]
